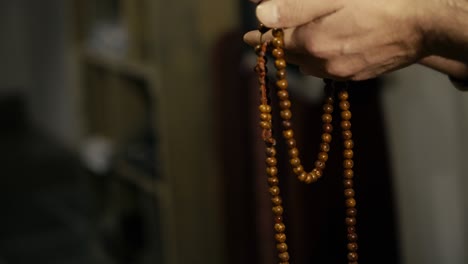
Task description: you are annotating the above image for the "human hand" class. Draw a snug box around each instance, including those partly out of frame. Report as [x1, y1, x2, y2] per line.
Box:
[244, 0, 433, 80]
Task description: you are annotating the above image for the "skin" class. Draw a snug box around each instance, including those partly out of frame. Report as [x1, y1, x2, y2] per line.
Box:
[244, 0, 468, 81]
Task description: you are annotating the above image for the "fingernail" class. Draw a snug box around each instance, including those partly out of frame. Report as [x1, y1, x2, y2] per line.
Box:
[256, 1, 279, 26]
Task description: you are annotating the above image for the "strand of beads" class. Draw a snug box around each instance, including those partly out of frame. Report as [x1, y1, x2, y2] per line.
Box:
[256, 41, 291, 264]
[339, 89, 359, 264]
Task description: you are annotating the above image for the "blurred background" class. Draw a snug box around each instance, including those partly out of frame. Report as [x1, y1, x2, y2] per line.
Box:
[0, 0, 467, 264]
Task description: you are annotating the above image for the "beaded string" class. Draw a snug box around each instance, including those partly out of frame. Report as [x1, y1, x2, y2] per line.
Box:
[254, 26, 359, 264]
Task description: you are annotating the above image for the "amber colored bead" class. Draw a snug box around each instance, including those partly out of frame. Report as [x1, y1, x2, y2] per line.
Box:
[275, 223, 286, 233]
[268, 177, 279, 186]
[277, 79, 288, 89]
[270, 186, 280, 196]
[272, 48, 285, 59]
[266, 147, 276, 157]
[259, 104, 272, 113]
[272, 196, 282, 205]
[272, 37, 284, 48]
[275, 59, 287, 69]
[344, 149, 353, 159]
[346, 198, 357, 208]
[315, 161, 326, 170]
[283, 129, 294, 139]
[344, 159, 354, 169]
[266, 157, 277, 166]
[323, 123, 333, 133]
[348, 226, 357, 233]
[323, 104, 334, 114]
[341, 110, 352, 120]
[274, 216, 283, 223]
[277, 69, 287, 80]
[277, 90, 289, 100]
[348, 243, 358, 252]
[340, 100, 350, 110]
[320, 143, 330, 152]
[293, 166, 304, 176]
[288, 148, 299, 157]
[322, 114, 333, 123]
[272, 28, 284, 37]
[297, 172, 307, 182]
[277, 243, 288, 253]
[312, 168, 323, 178]
[281, 110, 292, 120]
[346, 217, 357, 226]
[290, 157, 301, 167]
[345, 189, 355, 198]
[273, 206, 284, 215]
[344, 169, 354, 178]
[344, 139, 354, 149]
[344, 179, 354, 188]
[280, 99, 291, 109]
[286, 139, 296, 148]
[282, 120, 293, 129]
[341, 120, 352, 130]
[324, 96, 334, 104]
[348, 233, 358, 242]
[278, 252, 290, 261]
[260, 113, 269, 121]
[260, 121, 271, 129]
[347, 208, 357, 216]
[339, 91, 349, 101]
[322, 133, 332, 143]
[342, 130, 353, 140]
[348, 252, 358, 262]
[304, 173, 317, 184]
[275, 233, 287, 243]
[318, 152, 328, 162]
[267, 167, 278, 176]
[255, 45, 265, 56]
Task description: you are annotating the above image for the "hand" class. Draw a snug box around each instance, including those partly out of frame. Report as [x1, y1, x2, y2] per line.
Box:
[244, 0, 434, 80]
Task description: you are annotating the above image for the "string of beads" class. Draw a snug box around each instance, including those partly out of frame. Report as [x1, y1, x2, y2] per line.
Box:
[254, 26, 359, 264]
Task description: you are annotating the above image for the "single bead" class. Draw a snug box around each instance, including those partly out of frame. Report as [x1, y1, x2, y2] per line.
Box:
[323, 123, 333, 133]
[324, 96, 334, 104]
[341, 120, 352, 130]
[340, 100, 350, 110]
[277, 90, 289, 100]
[278, 252, 290, 261]
[346, 198, 357, 208]
[280, 99, 291, 109]
[266, 147, 276, 157]
[272, 48, 285, 59]
[348, 233, 358, 242]
[344, 179, 354, 188]
[286, 139, 296, 148]
[258, 23, 269, 33]
[272, 196, 282, 205]
[312, 168, 323, 178]
[282, 120, 292, 129]
[274, 215, 283, 223]
[322, 133, 332, 143]
[345, 189, 355, 198]
[347, 208, 357, 217]
[344, 149, 354, 159]
[275, 223, 286, 233]
[348, 226, 356, 234]
[277, 69, 287, 79]
[344, 169, 354, 179]
[270, 186, 280, 196]
[281, 110, 292, 120]
[344, 159, 354, 169]
[266, 157, 277, 166]
[277, 79, 288, 89]
[347, 252, 358, 262]
[272, 206, 284, 215]
[323, 104, 334, 114]
[275, 233, 287, 243]
[322, 114, 333, 123]
[315, 160, 326, 170]
[275, 59, 287, 69]
[344, 139, 354, 149]
[339, 91, 349, 101]
[307, 172, 319, 183]
[277, 243, 288, 253]
[346, 217, 357, 226]
[255, 45, 265, 56]
[343, 130, 353, 140]
[288, 148, 299, 158]
[268, 177, 279, 186]
[341, 110, 352, 120]
[259, 104, 272, 113]
[272, 28, 284, 37]
[283, 129, 294, 139]
[320, 143, 330, 152]
[318, 152, 328, 162]
[272, 37, 284, 48]
[267, 167, 278, 176]
[293, 165, 304, 175]
[260, 113, 270, 121]
[260, 121, 271, 129]
[297, 172, 307, 182]
[290, 157, 301, 167]
[347, 243, 358, 252]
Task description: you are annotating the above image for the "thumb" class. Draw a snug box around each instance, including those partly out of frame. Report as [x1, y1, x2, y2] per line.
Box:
[256, 0, 343, 28]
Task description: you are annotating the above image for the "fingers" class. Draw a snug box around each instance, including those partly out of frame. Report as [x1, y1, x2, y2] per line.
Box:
[243, 28, 304, 52]
[256, 0, 343, 28]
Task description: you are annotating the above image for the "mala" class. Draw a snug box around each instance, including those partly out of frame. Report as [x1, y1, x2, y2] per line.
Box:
[254, 26, 359, 263]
